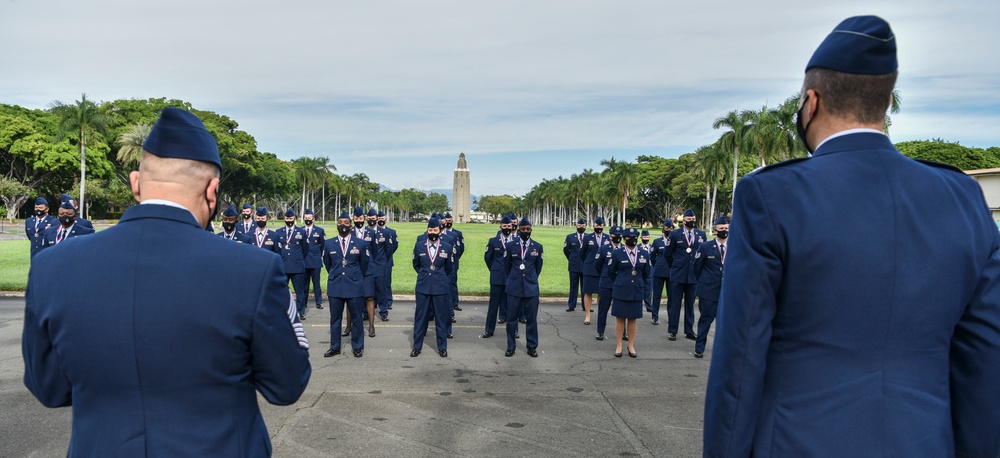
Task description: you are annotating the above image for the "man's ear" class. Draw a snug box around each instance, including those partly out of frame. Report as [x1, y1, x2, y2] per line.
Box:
[130, 171, 141, 202]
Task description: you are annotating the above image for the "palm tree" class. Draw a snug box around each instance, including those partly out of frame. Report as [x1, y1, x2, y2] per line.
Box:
[884, 89, 901, 134]
[743, 105, 784, 168]
[51, 93, 111, 218]
[713, 110, 750, 207]
[117, 123, 152, 166]
[599, 157, 639, 226]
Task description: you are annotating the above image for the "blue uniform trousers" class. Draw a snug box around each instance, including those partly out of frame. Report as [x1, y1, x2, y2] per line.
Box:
[695, 298, 717, 354]
[288, 273, 308, 319]
[644, 273, 653, 311]
[567, 271, 583, 309]
[486, 284, 507, 334]
[305, 267, 323, 306]
[449, 271, 459, 308]
[375, 275, 390, 318]
[597, 287, 614, 335]
[651, 276, 669, 321]
[387, 270, 394, 308]
[667, 281, 696, 335]
[414, 293, 450, 351]
[506, 295, 539, 351]
[328, 296, 365, 351]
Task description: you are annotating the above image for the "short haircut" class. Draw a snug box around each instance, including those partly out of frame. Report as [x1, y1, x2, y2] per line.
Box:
[804, 68, 897, 125]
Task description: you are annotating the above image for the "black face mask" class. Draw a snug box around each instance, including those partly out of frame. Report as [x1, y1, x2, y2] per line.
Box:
[35, 210, 46, 217]
[519, 230, 531, 241]
[796, 94, 814, 154]
[427, 232, 440, 242]
[256, 220, 268, 229]
[304, 219, 313, 226]
[611, 235, 622, 244]
[716, 230, 729, 240]
[367, 219, 376, 227]
[445, 222, 453, 229]
[684, 220, 696, 229]
[242, 213, 252, 220]
[594, 227, 603, 234]
[354, 221, 364, 228]
[59, 216, 75, 227]
[501, 228, 511, 236]
[222, 222, 236, 232]
[377, 220, 386, 226]
[624, 237, 637, 247]
[337, 225, 351, 236]
[285, 220, 294, 227]
[576, 227, 585, 234]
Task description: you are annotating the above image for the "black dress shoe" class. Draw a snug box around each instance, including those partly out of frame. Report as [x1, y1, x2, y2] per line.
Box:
[692, 352, 704, 359]
[628, 351, 637, 358]
[447, 333, 454, 339]
[316, 304, 324, 309]
[566, 307, 575, 312]
[324, 349, 341, 357]
[454, 305, 462, 311]
[498, 318, 507, 324]
[623, 334, 629, 341]
[685, 333, 697, 341]
[518, 318, 526, 324]
[410, 349, 421, 357]
[514, 333, 520, 339]
[504, 349, 515, 357]
[527, 347, 538, 357]
[480, 332, 493, 338]
[300, 315, 306, 321]
[652, 319, 659, 325]
[438, 349, 448, 357]
[388, 305, 393, 310]
[342, 329, 351, 337]
[596, 334, 605, 340]
[668, 333, 677, 341]
[380, 316, 389, 322]
[353, 349, 363, 357]
[450, 317, 457, 324]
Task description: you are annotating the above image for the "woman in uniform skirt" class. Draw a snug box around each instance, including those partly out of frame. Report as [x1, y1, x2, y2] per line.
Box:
[610, 228, 650, 358]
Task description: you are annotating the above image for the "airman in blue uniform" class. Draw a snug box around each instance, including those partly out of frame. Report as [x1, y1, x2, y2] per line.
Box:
[580, 216, 608, 325]
[593, 225, 623, 340]
[609, 227, 649, 358]
[648, 219, 675, 325]
[367, 208, 392, 321]
[236, 203, 255, 235]
[663, 209, 704, 341]
[323, 211, 369, 358]
[411, 217, 454, 357]
[691, 216, 728, 358]
[563, 218, 587, 311]
[40, 201, 95, 250]
[441, 212, 465, 312]
[350, 206, 378, 337]
[251, 207, 281, 254]
[639, 229, 654, 313]
[376, 210, 398, 311]
[482, 216, 515, 337]
[218, 205, 251, 243]
[60, 194, 93, 230]
[25, 197, 57, 258]
[276, 208, 309, 320]
[503, 218, 543, 357]
[302, 209, 325, 310]
[703, 17, 1000, 457]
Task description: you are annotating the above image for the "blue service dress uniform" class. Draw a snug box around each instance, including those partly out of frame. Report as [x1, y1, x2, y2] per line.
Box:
[380, 224, 398, 309]
[663, 226, 705, 336]
[580, 232, 609, 294]
[691, 239, 724, 355]
[594, 242, 622, 336]
[251, 227, 282, 254]
[236, 218, 255, 236]
[40, 223, 95, 250]
[371, 226, 392, 318]
[412, 238, 455, 352]
[324, 233, 369, 352]
[484, 233, 514, 333]
[22, 203, 311, 457]
[503, 238, 544, 352]
[218, 229, 251, 243]
[703, 132, 1000, 457]
[649, 233, 672, 322]
[640, 241, 654, 311]
[563, 231, 586, 310]
[354, 226, 378, 299]
[25, 214, 57, 258]
[276, 224, 309, 319]
[442, 227, 465, 309]
[609, 245, 649, 319]
[303, 224, 326, 307]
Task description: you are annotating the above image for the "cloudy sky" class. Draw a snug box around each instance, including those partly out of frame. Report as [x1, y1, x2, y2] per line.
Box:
[3, 1, 998, 196]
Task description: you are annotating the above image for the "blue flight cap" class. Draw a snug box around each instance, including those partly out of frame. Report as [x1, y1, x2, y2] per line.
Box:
[222, 205, 237, 217]
[518, 217, 531, 227]
[367, 208, 377, 217]
[353, 206, 364, 217]
[284, 208, 296, 218]
[142, 108, 222, 171]
[338, 211, 351, 220]
[641, 229, 650, 236]
[611, 225, 623, 235]
[34, 197, 48, 205]
[683, 209, 696, 217]
[501, 216, 512, 224]
[304, 208, 314, 215]
[624, 227, 639, 238]
[594, 216, 605, 225]
[806, 16, 897, 75]
[427, 217, 441, 228]
[59, 201, 75, 211]
[61, 194, 73, 203]
[242, 202, 252, 209]
[444, 212, 452, 219]
[715, 215, 730, 225]
[663, 219, 675, 227]
[256, 207, 268, 217]
[377, 210, 385, 217]
[577, 218, 586, 225]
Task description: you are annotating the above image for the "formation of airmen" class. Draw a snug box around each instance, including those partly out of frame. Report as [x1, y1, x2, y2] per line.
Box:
[24, 194, 95, 257]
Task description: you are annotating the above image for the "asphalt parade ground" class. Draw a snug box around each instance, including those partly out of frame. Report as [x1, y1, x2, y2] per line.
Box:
[0, 296, 712, 457]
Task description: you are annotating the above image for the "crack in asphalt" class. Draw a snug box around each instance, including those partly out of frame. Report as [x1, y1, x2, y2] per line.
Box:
[272, 391, 326, 441]
[601, 390, 655, 458]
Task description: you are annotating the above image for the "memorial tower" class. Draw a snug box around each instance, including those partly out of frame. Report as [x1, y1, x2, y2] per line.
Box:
[453, 153, 471, 223]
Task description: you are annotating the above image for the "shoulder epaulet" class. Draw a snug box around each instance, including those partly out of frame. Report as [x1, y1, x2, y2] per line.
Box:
[748, 157, 810, 176]
[914, 159, 964, 174]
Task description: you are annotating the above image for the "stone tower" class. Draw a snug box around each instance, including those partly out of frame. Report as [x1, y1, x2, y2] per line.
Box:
[453, 153, 471, 223]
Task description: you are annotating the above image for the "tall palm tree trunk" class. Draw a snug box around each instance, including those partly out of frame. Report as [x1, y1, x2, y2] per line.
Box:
[79, 128, 87, 219]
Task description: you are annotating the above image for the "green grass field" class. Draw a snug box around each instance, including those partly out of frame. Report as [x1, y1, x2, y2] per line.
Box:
[0, 222, 576, 296]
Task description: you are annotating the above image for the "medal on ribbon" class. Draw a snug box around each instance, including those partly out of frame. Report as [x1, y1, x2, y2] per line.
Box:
[427, 239, 439, 270]
[340, 234, 351, 267]
[627, 247, 638, 276]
